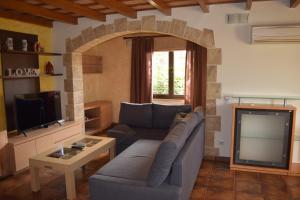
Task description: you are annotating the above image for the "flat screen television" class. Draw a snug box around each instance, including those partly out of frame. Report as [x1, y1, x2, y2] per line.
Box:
[15, 91, 62, 132]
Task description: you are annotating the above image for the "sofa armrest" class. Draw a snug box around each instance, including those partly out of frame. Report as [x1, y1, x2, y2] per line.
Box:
[169, 122, 205, 187]
[107, 124, 136, 138]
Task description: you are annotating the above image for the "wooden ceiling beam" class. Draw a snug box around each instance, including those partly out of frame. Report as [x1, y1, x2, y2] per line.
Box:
[0, 10, 53, 27]
[246, 0, 252, 10]
[38, 0, 106, 21]
[94, 0, 137, 18]
[145, 0, 171, 15]
[196, 0, 209, 13]
[291, 0, 300, 7]
[0, 0, 77, 24]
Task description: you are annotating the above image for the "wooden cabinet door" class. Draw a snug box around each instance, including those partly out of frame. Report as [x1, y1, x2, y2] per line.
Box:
[53, 123, 83, 144]
[35, 134, 54, 154]
[14, 140, 36, 171]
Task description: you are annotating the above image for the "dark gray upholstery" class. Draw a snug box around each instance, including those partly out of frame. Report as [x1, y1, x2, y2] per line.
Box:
[169, 122, 205, 200]
[147, 122, 189, 187]
[132, 128, 169, 140]
[97, 140, 161, 181]
[109, 103, 192, 154]
[89, 119, 205, 200]
[106, 124, 137, 154]
[119, 103, 153, 128]
[170, 112, 200, 131]
[152, 104, 192, 129]
[107, 124, 136, 138]
[90, 103, 204, 200]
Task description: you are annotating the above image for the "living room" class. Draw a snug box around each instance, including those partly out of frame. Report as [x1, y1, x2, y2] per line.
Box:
[0, 0, 300, 200]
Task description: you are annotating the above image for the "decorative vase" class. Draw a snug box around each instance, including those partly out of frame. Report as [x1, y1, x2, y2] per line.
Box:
[22, 40, 28, 51]
[45, 61, 54, 75]
[6, 38, 13, 51]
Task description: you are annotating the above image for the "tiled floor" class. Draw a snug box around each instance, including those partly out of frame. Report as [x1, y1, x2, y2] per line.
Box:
[1, 155, 300, 200]
[191, 161, 300, 200]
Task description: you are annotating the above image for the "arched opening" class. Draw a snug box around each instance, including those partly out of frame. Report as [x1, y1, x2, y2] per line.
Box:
[64, 16, 222, 157]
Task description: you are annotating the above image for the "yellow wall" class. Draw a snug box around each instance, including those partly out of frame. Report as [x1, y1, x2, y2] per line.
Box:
[0, 17, 54, 131]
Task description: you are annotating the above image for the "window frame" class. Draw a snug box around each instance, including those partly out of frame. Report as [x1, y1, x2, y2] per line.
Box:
[153, 51, 185, 99]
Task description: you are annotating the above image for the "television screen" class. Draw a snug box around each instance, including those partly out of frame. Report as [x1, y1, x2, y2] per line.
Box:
[15, 91, 62, 131]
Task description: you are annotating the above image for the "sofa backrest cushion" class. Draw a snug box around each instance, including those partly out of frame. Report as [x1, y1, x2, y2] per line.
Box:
[119, 103, 153, 128]
[152, 104, 192, 129]
[147, 121, 191, 187]
[170, 111, 201, 131]
[194, 106, 204, 120]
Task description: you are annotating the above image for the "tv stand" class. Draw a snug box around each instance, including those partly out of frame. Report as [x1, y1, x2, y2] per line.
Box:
[42, 124, 49, 128]
[7, 121, 83, 173]
[57, 121, 63, 126]
[20, 131, 27, 137]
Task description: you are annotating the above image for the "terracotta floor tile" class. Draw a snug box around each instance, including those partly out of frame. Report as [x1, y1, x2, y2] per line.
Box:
[190, 187, 207, 199]
[283, 176, 300, 187]
[236, 171, 260, 183]
[205, 188, 234, 200]
[288, 185, 300, 199]
[236, 180, 262, 194]
[199, 167, 212, 177]
[262, 184, 288, 197]
[264, 195, 290, 200]
[213, 162, 229, 170]
[195, 176, 210, 187]
[261, 174, 285, 185]
[209, 177, 234, 190]
[212, 169, 234, 179]
[236, 192, 264, 200]
[3, 159, 300, 200]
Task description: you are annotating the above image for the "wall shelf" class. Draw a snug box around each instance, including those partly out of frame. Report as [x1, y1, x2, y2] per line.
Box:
[84, 101, 112, 135]
[85, 117, 101, 123]
[82, 55, 102, 74]
[1, 50, 62, 56]
[225, 94, 300, 106]
[0, 74, 63, 79]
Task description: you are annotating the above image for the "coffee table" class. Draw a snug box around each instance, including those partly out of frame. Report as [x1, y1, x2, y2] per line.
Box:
[29, 135, 115, 200]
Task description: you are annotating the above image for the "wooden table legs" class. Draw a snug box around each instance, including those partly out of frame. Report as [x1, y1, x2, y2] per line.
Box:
[109, 146, 115, 160]
[30, 166, 40, 192]
[65, 170, 76, 200]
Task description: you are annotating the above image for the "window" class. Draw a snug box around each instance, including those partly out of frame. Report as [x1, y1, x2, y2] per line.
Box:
[152, 50, 186, 99]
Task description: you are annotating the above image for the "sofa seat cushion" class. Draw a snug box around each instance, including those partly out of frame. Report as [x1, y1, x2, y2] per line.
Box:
[152, 104, 192, 129]
[132, 128, 169, 140]
[97, 140, 161, 181]
[119, 103, 153, 128]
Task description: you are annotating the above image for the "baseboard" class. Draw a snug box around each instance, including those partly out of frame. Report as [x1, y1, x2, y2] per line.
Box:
[204, 156, 230, 162]
[289, 163, 300, 176]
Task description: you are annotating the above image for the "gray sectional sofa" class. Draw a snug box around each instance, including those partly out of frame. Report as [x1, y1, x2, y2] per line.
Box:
[89, 103, 205, 200]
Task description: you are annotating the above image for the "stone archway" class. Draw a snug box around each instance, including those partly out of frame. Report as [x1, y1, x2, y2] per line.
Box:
[63, 16, 222, 158]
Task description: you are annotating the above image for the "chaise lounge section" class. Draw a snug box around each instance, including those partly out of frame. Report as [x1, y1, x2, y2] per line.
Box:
[89, 103, 205, 200]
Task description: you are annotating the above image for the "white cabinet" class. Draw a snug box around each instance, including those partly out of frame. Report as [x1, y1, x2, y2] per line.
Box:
[8, 121, 83, 173]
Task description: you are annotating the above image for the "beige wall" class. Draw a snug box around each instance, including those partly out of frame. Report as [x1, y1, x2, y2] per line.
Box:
[83, 37, 131, 122]
[83, 36, 187, 122]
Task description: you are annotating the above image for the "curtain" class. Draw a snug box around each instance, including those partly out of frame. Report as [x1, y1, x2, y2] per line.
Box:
[130, 37, 154, 103]
[185, 41, 207, 110]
